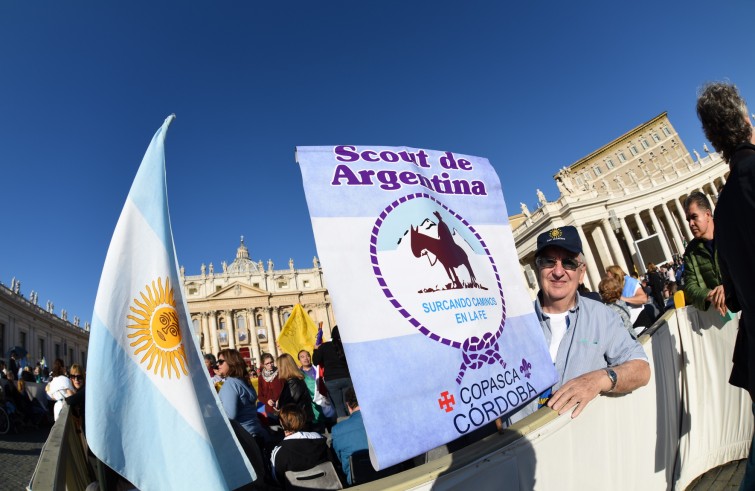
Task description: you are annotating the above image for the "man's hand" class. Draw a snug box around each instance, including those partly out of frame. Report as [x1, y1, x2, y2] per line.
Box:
[706, 285, 727, 316]
[547, 369, 611, 418]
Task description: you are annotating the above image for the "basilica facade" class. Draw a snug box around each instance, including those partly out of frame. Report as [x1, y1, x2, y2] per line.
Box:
[512, 112, 729, 294]
[181, 238, 335, 367]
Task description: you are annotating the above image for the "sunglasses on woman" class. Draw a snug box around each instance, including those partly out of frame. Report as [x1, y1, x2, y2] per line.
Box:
[217, 359, 226, 365]
[70, 375, 83, 381]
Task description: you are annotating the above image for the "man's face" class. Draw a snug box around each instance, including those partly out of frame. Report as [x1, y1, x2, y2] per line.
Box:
[537, 246, 585, 308]
[298, 351, 311, 368]
[686, 202, 713, 240]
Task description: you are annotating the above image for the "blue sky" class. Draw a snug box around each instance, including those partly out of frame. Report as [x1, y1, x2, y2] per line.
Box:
[1, 1, 753, 326]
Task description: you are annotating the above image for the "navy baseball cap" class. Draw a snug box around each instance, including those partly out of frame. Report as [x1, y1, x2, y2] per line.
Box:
[535, 226, 583, 256]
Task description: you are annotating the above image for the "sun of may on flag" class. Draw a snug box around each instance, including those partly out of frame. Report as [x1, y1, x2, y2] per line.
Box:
[85, 115, 256, 490]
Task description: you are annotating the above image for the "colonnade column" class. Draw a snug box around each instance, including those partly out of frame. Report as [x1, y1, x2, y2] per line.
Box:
[200, 313, 211, 354]
[264, 308, 278, 358]
[590, 226, 613, 275]
[708, 193, 716, 213]
[601, 219, 629, 273]
[226, 310, 235, 349]
[318, 304, 331, 332]
[246, 309, 260, 366]
[661, 202, 684, 254]
[648, 207, 674, 260]
[633, 213, 648, 238]
[618, 216, 639, 272]
[208, 312, 219, 357]
[272, 307, 282, 353]
[576, 225, 600, 290]
[673, 198, 693, 241]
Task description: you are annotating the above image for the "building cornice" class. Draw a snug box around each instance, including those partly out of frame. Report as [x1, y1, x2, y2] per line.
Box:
[559, 112, 669, 174]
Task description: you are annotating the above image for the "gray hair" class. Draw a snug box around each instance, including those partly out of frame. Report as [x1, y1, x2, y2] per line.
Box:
[697, 82, 752, 163]
[683, 191, 711, 214]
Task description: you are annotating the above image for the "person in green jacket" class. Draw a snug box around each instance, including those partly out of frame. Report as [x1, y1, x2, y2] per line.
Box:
[682, 191, 726, 315]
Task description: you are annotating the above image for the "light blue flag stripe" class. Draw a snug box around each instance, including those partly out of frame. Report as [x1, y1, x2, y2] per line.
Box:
[128, 120, 173, 253]
[86, 116, 255, 490]
[88, 314, 244, 490]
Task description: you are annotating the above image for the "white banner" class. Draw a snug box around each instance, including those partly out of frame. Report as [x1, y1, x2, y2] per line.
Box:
[296, 145, 557, 469]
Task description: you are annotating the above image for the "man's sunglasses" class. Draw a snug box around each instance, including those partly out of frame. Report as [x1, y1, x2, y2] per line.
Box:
[536, 256, 582, 271]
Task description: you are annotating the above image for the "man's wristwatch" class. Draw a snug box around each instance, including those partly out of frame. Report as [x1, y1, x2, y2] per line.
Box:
[604, 368, 618, 393]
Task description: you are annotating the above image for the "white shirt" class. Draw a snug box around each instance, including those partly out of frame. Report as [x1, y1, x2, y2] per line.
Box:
[548, 311, 569, 362]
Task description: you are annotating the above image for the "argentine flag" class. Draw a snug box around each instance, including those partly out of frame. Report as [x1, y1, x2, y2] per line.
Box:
[86, 116, 256, 490]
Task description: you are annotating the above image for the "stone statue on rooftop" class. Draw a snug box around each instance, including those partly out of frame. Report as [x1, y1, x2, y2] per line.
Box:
[520, 202, 530, 217]
[536, 189, 547, 205]
[313, 256, 320, 268]
[201, 263, 206, 275]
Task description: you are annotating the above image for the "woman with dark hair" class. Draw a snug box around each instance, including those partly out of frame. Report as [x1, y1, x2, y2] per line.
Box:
[257, 352, 284, 422]
[313, 326, 353, 418]
[216, 349, 268, 446]
[275, 354, 315, 426]
[45, 358, 74, 421]
[270, 404, 330, 484]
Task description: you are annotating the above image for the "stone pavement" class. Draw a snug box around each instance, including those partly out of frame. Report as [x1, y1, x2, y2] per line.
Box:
[0, 424, 52, 491]
[687, 460, 746, 490]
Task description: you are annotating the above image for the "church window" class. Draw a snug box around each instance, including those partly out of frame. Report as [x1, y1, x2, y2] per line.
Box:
[663, 127, 671, 136]
[216, 285, 222, 292]
[219, 319, 226, 330]
[630, 145, 638, 156]
[253, 282, 260, 288]
[641, 138, 649, 149]
[189, 287, 197, 295]
[594, 166, 602, 176]
[606, 158, 614, 169]
[618, 152, 626, 163]
[256, 315, 263, 327]
[303, 280, 311, 288]
[237, 316, 246, 329]
[652, 133, 661, 143]
[583, 171, 592, 181]
[278, 280, 288, 288]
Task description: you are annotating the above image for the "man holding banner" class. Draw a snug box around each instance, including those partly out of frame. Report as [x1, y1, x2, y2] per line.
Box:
[513, 226, 650, 421]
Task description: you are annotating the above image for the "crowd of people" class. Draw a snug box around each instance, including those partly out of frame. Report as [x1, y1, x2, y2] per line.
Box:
[0, 352, 86, 433]
[205, 326, 372, 487]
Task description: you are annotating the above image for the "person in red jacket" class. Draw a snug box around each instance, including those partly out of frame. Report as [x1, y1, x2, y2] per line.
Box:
[257, 352, 284, 422]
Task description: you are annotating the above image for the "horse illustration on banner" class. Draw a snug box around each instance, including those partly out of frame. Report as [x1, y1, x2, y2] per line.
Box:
[410, 211, 480, 291]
